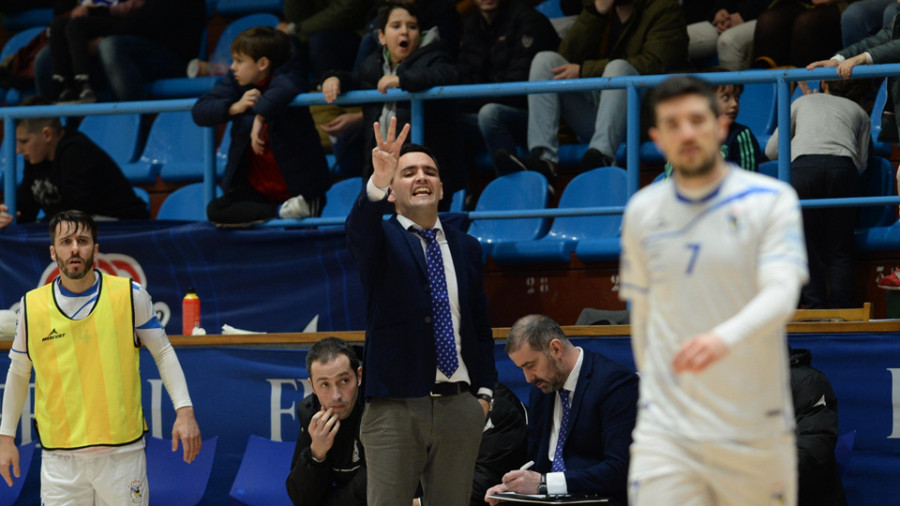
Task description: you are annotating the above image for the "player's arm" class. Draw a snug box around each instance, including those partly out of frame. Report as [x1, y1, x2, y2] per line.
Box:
[133, 284, 201, 463]
[0, 303, 32, 486]
[676, 189, 808, 373]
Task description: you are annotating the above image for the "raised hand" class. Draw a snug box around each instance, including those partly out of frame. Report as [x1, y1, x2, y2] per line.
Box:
[229, 89, 261, 115]
[309, 407, 340, 461]
[371, 117, 411, 189]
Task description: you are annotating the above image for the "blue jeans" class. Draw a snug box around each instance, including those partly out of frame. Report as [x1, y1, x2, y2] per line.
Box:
[97, 35, 184, 101]
[841, 0, 896, 47]
[526, 51, 638, 162]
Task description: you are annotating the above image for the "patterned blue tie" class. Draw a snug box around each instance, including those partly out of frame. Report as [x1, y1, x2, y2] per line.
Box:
[552, 389, 571, 472]
[414, 228, 459, 377]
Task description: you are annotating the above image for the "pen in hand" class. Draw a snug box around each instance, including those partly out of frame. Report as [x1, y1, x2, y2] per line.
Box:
[519, 460, 535, 471]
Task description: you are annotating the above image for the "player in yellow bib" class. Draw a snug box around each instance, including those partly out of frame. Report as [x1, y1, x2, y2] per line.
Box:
[0, 210, 201, 505]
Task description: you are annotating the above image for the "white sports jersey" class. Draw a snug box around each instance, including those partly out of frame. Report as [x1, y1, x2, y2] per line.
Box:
[619, 166, 808, 440]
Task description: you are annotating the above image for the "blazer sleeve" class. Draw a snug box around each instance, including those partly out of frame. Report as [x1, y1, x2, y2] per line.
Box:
[466, 235, 497, 391]
[345, 188, 390, 278]
[192, 74, 243, 126]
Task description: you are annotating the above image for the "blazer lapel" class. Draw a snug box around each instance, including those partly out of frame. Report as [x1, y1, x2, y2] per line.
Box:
[566, 350, 593, 442]
[390, 216, 428, 276]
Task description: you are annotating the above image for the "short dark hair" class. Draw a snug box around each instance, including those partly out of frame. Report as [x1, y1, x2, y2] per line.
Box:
[377, 1, 418, 32]
[399, 142, 440, 173]
[823, 78, 870, 104]
[505, 314, 569, 354]
[49, 210, 98, 244]
[231, 26, 292, 69]
[306, 337, 361, 375]
[18, 96, 62, 134]
[700, 67, 744, 96]
[648, 76, 719, 126]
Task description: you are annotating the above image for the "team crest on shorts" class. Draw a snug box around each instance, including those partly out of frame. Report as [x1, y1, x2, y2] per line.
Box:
[129, 480, 144, 503]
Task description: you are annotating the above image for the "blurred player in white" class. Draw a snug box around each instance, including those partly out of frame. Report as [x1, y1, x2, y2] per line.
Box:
[619, 76, 808, 506]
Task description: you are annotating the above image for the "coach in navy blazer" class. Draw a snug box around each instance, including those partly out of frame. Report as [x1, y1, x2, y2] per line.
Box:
[486, 315, 637, 505]
[345, 120, 496, 505]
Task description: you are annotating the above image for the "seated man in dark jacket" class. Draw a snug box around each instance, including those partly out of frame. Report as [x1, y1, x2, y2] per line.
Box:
[286, 337, 366, 506]
[192, 26, 330, 226]
[0, 96, 148, 228]
[457, 0, 560, 176]
[322, 1, 466, 206]
[790, 347, 847, 506]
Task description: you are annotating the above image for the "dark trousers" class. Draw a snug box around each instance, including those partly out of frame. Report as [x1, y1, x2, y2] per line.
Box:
[791, 155, 858, 309]
[206, 185, 324, 224]
[49, 11, 117, 79]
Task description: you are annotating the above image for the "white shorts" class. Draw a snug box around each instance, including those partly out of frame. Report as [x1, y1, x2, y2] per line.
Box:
[41, 446, 148, 506]
[628, 428, 796, 506]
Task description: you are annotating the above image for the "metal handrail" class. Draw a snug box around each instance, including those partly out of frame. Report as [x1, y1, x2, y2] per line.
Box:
[4, 64, 900, 225]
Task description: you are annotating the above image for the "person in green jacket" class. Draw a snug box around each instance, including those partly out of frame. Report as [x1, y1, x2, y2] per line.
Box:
[495, 0, 688, 185]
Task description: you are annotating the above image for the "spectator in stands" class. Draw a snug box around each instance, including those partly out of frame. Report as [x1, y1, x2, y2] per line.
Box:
[192, 26, 330, 226]
[34, 0, 206, 102]
[0, 96, 149, 229]
[494, 0, 688, 185]
[751, 0, 848, 69]
[686, 0, 770, 70]
[765, 78, 871, 309]
[485, 315, 638, 505]
[322, 1, 466, 206]
[841, 0, 897, 47]
[790, 347, 847, 506]
[457, 0, 560, 176]
[47, 0, 125, 103]
[663, 71, 761, 177]
[278, 0, 371, 83]
[353, 0, 463, 68]
[286, 337, 366, 506]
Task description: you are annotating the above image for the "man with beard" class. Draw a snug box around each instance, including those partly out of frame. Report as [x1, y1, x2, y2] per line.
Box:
[619, 76, 808, 506]
[485, 314, 638, 505]
[0, 210, 201, 505]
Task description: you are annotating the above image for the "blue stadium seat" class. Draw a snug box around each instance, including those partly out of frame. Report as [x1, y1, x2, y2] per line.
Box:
[150, 13, 280, 98]
[870, 79, 893, 157]
[146, 436, 217, 506]
[468, 171, 550, 259]
[535, 0, 564, 18]
[320, 177, 363, 221]
[2, 9, 52, 31]
[857, 156, 896, 229]
[156, 183, 223, 220]
[0, 441, 35, 506]
[835, 429, 856, 478]
[0, 135, 25, 188]
[216, 0, 284, 17]
[758, 160, 778, 179]
[78, 113, 143, 166]
[129, 111, 222, 184]
[229, 435, 294, 506]
[492, 167, 627, 264]
[0, 26, 46, 105]
[450, 188, 466, 213]
[736, 81, 777, 148]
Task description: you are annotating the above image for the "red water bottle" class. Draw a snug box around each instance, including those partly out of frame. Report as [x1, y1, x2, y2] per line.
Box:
[182, 288, 200, 335]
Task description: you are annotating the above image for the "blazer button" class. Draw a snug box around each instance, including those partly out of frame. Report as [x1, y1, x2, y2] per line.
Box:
[425, 316, 432, 324]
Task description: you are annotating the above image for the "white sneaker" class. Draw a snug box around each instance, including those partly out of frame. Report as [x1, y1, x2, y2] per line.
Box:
[279, 195, 311, 219]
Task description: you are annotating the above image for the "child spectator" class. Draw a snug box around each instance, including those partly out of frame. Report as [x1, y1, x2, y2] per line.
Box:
[0, 95, 149, 228]
[663, 74, 761, 177]
[765, 78, 871, 309]
[321, 1, 465, 208]
[192, 26, 330, 226]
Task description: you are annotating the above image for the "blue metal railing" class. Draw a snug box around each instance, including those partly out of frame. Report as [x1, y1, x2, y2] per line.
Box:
[4, 64, 900, 227]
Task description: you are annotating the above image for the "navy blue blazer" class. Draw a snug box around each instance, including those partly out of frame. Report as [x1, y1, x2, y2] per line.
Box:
[527, 350, 638, 500]
[345, 189, 497, 399]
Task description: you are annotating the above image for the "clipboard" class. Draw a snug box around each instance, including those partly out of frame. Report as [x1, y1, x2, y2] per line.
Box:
[487, 492, 610, 504]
